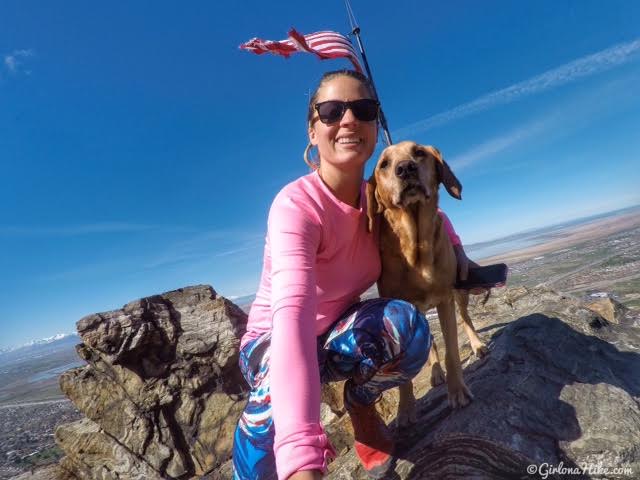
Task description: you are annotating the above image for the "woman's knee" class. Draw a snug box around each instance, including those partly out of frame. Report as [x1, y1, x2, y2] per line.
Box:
[380, 299, 431, 375]
[381, 299, 430, 347]
[321, 298, 431, 384]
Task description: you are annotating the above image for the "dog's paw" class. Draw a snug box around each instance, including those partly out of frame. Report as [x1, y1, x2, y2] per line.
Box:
[472, 343, 489, 358]
[430, 363, 446, 387]
[447, 382, 474, 409]
[396, 406, 418, 427]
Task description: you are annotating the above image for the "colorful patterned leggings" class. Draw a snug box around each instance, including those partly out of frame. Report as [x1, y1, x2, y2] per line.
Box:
[232, 298, 432, 479]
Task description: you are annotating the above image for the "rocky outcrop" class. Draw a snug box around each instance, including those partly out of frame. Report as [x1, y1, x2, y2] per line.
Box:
[46, 284, 640, 480]
[586, 296, 630, 324]
[55, 285, 248, 480]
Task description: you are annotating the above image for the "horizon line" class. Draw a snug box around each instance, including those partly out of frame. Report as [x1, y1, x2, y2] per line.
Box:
[465, 202, 640, 248]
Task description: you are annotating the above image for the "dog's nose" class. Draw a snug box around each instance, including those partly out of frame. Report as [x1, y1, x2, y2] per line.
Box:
[395, 161, 417, 179]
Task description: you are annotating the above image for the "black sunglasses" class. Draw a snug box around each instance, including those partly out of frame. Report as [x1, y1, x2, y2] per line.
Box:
[314, 99, 380, 124]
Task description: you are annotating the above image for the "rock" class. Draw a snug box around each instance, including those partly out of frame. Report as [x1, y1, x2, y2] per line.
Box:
[50, 284, 640, 479]
[11, 464, 74, 480]
[55, 285, 248, 480]
[586, 297, 630, 324]
[56, 418, 164, 479]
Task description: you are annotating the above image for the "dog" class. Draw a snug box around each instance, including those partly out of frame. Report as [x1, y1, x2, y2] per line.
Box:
[366, 141, 487, 424]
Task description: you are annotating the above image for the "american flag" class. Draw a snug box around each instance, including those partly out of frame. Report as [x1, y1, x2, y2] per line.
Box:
[239, 29, 362, 72]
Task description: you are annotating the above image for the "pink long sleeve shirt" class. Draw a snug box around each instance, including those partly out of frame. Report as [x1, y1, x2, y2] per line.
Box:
[242, 170, 461, 479]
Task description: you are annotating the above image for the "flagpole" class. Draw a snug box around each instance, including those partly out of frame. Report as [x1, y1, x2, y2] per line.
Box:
[344, 0, 393, 146]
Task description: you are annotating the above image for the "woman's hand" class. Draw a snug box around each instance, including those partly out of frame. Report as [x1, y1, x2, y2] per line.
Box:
[289, 470, 323, 480]
[453, 245, 487, 295]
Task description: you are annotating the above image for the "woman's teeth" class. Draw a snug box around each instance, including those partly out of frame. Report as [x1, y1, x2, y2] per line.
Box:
[337, 138, 361, 145]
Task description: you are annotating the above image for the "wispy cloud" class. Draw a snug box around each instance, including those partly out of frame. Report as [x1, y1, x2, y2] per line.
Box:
[449, 119, 549, 171]
[0, 222, 157, 236]
[447, 71, 639, 172]
[213, 242, 263, 258]
[31, 226, 264, 282]
[40, 259, 134, 282]
[394, 37, 640, 138]
[142, 252, 211, 270]
[40, 231, 265, 281]
[3, 49, 34, 75]
[142, 232, 264, 269]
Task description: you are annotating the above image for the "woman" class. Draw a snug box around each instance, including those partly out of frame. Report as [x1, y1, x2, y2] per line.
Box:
[232, 69, 473, 480]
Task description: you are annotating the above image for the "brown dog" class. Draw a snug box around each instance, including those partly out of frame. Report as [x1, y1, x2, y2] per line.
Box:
[366, 141, 487, 424]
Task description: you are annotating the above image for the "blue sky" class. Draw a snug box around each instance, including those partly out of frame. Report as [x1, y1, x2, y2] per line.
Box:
[2, 1, 639, 349]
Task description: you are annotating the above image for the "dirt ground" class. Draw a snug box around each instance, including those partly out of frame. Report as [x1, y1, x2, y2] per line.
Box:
[479, 211, 640, 265]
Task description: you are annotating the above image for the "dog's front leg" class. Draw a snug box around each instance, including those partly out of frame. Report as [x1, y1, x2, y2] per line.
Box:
[437, 298, 473, 409]
[454, 291, 488, 358]
[397, 381, 417, 426]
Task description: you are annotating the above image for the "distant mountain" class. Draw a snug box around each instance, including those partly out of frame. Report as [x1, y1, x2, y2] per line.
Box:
[23, 332, 75, 348]
[0, 332, 76, 353]
[0, 333, 80, 366]
[228, 293, 256, 313]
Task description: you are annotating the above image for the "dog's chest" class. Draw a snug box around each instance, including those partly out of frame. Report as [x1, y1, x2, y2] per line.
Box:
[378, 225, 452, 307]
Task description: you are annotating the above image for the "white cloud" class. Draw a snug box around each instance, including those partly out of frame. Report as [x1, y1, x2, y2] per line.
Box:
[449, 118, 549, 171]
[4, 56, 17, 73]
[3, 49, 34, 74]
[39, 229, 265, 283]
[394, 37, 640, 138]
[138, 228, 264, 270]
[213, 243, 263, 258]
[446, 70, 640, 172]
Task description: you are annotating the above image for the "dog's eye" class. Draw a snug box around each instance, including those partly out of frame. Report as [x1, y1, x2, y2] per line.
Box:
[379, 159, 389, 169]
[414, 148, 426, 158]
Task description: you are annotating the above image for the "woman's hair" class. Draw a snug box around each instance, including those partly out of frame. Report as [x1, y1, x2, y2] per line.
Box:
[304, 69, 376, 170]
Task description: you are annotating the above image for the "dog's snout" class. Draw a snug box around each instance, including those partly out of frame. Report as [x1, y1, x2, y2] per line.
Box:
[395, 160, 417, 180]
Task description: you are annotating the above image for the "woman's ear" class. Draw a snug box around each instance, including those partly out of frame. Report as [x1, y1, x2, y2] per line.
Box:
[308, 123, 318, 146]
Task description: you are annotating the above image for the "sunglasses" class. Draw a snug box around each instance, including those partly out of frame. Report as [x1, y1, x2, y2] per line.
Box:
[314, 99, 380, 124]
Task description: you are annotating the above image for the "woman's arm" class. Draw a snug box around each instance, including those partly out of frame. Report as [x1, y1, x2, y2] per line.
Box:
[268, 192, 335, 479]
[438, 209, 485, 293]
[438, 209, 462, 247]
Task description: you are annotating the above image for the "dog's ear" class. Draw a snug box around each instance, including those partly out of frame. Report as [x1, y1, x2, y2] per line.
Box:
[365, 174, 383, 233]
[429, 146, 462, 200]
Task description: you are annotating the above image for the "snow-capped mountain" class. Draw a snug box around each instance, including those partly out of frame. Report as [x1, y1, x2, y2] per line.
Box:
[0, 333, 80, 365]
[21, 332, 74, 348]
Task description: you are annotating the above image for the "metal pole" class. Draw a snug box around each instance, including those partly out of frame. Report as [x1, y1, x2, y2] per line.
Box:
[345, 0, 393, 145]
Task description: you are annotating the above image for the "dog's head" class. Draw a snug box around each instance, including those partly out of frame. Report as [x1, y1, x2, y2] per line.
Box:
[366, 141, 462, 231]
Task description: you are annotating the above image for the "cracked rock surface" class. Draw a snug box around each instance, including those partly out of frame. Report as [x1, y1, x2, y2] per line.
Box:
[56, 285, 248, 480]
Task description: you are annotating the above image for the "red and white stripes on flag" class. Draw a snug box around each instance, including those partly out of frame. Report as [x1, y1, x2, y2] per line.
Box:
[239, 29, 363, 72]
